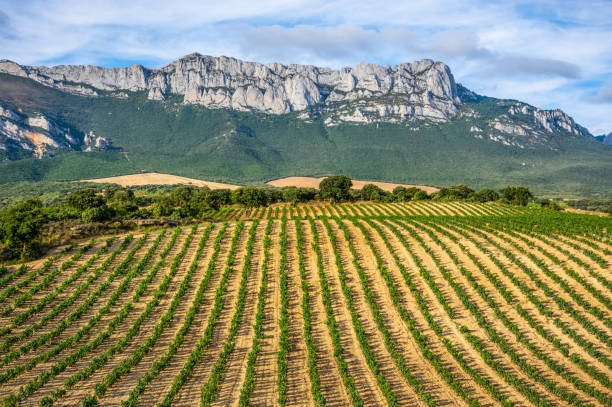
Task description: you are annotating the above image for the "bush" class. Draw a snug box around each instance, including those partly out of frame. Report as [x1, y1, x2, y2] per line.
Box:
[231, 187, 269, 207]
[81, 206, 113, 222]
[0, 199, 47, 260]
[280, 187, 316, 204]
[433, 184, 474, 201]
[67, 189, 105, 211]
[360, 184, 388, 201]
[474, 188, 500, 203]
[413, 190, 429, 201]
[500, 186, 533, 206]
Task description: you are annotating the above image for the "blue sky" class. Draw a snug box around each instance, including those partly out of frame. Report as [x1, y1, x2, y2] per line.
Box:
[1, 0, 611, 134]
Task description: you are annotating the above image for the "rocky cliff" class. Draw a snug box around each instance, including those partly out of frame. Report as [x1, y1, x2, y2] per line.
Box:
[0, 54, 461, 122]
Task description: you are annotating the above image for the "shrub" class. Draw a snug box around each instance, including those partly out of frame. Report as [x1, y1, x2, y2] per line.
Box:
[66, 189, 105, 211]
[500, 186, 534, 206]
[81, 206, 113, 223]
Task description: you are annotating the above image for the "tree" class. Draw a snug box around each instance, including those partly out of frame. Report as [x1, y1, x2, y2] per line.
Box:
[360, 184, 387, 201]
[474, 188, 499, 203]
[413, 190, 429, 200]
[433, 184, 474, 201]
[319, 175, 352, 202]
[500, 186, 534, 206]
[231, 187, 269, 207]
[392, 186, 420, 202]
[0, 199, 47, 260]
[66, 189, 105, 211]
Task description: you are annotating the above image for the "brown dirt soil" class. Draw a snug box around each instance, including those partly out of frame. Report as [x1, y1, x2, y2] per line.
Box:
[298, 220, 352, 407]
[284, 221, 313, 406]
[341, 219, 461, 406]
[441, 222, 612, 380]
[135, 224, 251, 406]
[266, 176, 440, 193]
[249, 220, 281, 406]
[96, 225, 221, 405]
[390, 219, 564, 405]
[5, 203, 612, 405]
[315, 220, 386, 405]
[55, 228, 194, 405]
[474, 224, 612, 359]
[372, 219, 530, 406]
[416, 221, 610, 401]
[0, 233, 155, 402]
[84, 172, 240, 189]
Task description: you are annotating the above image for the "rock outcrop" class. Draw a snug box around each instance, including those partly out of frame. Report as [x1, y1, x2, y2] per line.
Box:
[0, 106, 109, 159]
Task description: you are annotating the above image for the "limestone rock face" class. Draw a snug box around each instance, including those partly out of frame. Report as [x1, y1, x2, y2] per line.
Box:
[0, 54, 461, 123]
[0, 107, 108, 159]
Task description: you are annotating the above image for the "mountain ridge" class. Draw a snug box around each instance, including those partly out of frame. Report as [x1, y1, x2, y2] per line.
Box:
[0, 54, 609, 197]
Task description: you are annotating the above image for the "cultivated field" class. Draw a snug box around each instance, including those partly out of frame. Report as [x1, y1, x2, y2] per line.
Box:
[1, 201, 611, 406]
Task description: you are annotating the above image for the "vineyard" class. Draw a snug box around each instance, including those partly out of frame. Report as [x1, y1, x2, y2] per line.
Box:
[0, 201, 611, 406]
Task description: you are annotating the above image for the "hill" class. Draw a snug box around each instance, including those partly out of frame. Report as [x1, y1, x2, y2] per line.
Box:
[0, 202, 610, 405]
[0, 55, 610, 197]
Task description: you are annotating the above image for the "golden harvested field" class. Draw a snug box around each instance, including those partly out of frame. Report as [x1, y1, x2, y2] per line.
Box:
[84, 172, 240, 189]
[266, 176, 440, 193]
[1, 201, 611, 406]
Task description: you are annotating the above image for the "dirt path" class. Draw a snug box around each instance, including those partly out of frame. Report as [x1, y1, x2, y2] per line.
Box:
[54, 228, 192, 405]
[92, 225, 214, 404]
[315, 220, 386, 405]
[0, 238, 115, 333]
[372, 219, 528, 406]
[0, 235, 151, 398]
[400, 219, 585, 405]
[439, 221, 612, 381]
[24, 230, 177, 404]
[490, 228, 612, 351]
[0, 242, 80, 308]
[2, 233, 157, 373]
[356, 219, 498, 406]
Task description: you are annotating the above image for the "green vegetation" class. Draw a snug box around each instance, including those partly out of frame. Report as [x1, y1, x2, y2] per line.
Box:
[0, 174, 540, 263]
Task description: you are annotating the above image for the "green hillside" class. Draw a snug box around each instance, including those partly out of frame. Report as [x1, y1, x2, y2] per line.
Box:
[0, 73, 610, 197]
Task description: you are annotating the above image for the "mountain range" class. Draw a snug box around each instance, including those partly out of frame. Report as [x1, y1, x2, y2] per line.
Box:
[0, 53, 610, 197]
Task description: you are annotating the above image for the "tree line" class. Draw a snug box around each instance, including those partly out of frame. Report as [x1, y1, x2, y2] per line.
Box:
[0, 175, 538, 261]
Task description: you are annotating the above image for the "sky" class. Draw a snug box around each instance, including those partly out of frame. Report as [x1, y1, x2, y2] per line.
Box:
[1, 0, 611, 135]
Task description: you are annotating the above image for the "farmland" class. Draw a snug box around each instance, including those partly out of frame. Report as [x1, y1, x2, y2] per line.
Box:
[0, 201, 610, 406]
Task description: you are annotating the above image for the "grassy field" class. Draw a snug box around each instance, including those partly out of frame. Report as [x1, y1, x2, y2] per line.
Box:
[0, 201, 611, 406]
